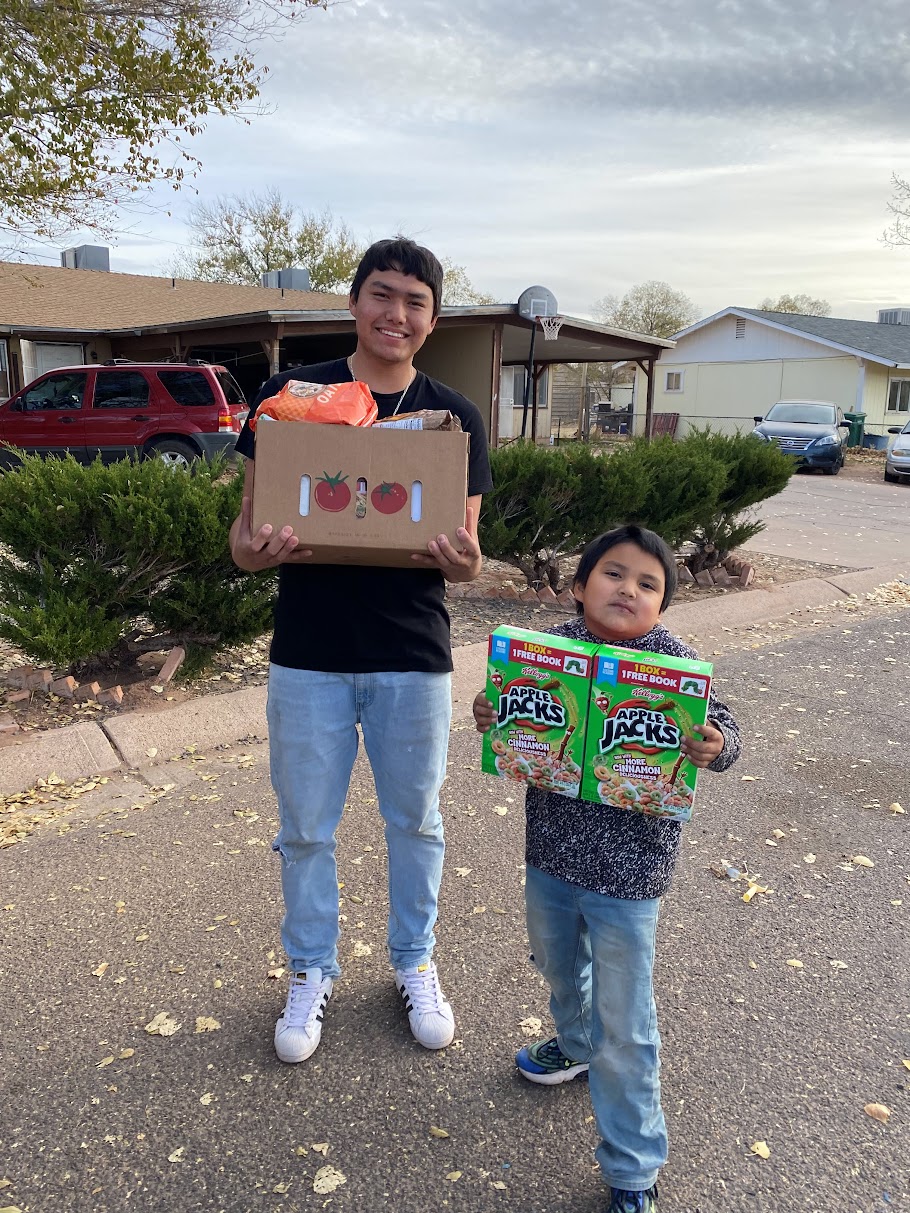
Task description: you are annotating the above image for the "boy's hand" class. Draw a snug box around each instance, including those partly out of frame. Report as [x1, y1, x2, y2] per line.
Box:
[680, 720, 725, 768]
[473, 692, 495, 733]
[231, 495, 313, 571]
[410, 505, 483, 582]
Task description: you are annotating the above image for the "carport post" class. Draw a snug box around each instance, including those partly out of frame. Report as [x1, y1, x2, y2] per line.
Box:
[261, 337, 281, 377]
[635, 357, 655, 439]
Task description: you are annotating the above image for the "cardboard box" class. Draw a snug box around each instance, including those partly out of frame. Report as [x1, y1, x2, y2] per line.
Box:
[479, 625, 714, 822]
[580, 647, 713, 822]
[480, 627, 598, 797]
[251, 420, 469, 568]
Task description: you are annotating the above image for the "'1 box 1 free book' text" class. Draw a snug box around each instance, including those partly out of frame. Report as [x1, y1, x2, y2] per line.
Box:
[481, 626, 714, 822]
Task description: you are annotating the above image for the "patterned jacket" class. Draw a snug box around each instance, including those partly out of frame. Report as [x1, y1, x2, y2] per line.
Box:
[525, 617, 741, 899]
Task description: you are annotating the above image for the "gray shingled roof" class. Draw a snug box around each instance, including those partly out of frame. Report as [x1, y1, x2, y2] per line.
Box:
[737, 309, 910, 365]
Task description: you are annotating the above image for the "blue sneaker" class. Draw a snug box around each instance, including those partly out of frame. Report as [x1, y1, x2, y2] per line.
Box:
[607, 1185, 659, 1213]
[515, 1036, 589, 1085]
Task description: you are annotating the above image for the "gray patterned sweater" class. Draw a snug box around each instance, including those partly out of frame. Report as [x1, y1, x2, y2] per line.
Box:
[525, 617, 741, 899]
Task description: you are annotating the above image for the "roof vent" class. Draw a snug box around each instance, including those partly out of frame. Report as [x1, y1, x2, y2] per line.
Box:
[735, 317, 746, 338]
[877, 308, 910, 325]
[61, 245, 110, 271]
[261, 267, 311, 292]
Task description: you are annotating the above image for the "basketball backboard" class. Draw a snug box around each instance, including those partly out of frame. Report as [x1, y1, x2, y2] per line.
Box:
[517, 285, 558, 320]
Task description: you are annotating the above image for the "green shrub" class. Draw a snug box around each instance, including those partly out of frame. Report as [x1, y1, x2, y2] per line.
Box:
[480, 432, 794, 586]
[0, 453, 275, 672]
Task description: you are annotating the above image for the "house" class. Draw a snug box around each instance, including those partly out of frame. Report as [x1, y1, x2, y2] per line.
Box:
[0, 249, 672, 443]
[639, 306, 910, 445]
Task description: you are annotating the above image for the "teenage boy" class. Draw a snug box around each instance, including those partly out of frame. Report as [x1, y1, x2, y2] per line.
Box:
[230, 237, 493, 1064]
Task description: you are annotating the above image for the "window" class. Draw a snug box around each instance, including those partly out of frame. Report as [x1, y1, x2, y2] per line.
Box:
[92, 370, 150, 409]
[664, 370, 683, 392]
[0, 341, 9, 401]
[215, 370, 246, 405]
[735, 318, 746, 338]
[887, 379, 910, 413]
[21, 371, 87, 411]
[157, 369, 215, 406]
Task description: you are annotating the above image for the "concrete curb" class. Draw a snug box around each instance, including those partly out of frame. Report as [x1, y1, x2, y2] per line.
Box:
[1, 561, 905, 799]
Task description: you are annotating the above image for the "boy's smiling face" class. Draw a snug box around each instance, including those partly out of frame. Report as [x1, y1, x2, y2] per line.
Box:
[572, 541, 666, 642]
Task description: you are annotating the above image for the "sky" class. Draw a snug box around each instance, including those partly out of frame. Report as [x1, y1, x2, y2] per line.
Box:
[25, 0, 910, 322]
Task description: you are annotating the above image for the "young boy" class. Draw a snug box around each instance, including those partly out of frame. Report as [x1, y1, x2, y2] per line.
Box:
[473, 525, 741, 1213]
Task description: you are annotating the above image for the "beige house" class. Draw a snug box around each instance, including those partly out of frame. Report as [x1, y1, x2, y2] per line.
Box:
[639, 307, 910, 445]
[0, 252, 672, 443]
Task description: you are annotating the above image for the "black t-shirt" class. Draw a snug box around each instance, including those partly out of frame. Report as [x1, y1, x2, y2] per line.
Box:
[235, 358, 493, 673]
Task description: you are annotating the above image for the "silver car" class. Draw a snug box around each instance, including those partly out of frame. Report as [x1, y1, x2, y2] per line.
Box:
[885, 420, 910, 484]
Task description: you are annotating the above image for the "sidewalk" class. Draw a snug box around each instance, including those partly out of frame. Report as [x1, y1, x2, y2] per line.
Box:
[1, 558, 906, 798]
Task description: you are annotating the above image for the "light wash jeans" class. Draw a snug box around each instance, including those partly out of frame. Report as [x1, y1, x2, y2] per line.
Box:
[525, 863, 667, 1192]
[266, 663, 452, 978]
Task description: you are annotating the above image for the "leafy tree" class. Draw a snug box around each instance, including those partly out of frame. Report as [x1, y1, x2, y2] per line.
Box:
[0, 0, 329, 241]
[759, 293, 831, 316]
[593, 280, 699, 339]
[441, 259, 498, 305]
[168, 189, 363, 292]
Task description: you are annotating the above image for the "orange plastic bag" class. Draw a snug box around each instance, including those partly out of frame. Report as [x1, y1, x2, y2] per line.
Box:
[249, 379, 377, 430]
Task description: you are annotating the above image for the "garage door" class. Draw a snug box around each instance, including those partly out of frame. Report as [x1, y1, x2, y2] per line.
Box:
[36, 342, 85, 374]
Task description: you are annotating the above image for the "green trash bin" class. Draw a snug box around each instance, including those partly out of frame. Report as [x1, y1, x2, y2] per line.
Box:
[844, 411, 865, 448]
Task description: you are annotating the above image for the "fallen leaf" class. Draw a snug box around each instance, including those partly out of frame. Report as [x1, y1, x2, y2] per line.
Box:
[429, 1126, 450, 1138]
[864, 1103, 891, 1124]
[145, 1012, 181, 1036]
[294, 1146, 308, 1156]
[888, 802, 904, 814]
[492, 806, 508, 815]
[852, 855, 874, 868]
[273, 1183, 291, 1194]
[267, 967, 286, 980]
[167, 1147, 185, 1163]
[118, 1048, 135, 1060]
[194, 1016, 221, 1033]
[454, 867, 472, 877]
[741, 775, 759, 781]
[518, 1016, 542, 1036]
[446, 1171, 463, 1182]
[901, 1060, 910, 1072]
[92, 963, 109, 978]
[146, 748, 158, 758]
[200, 1093, 216, 1105]
[96, 1055, 115, 1069]
[772, 829, 786, 839]
[352, 941, 372, 957]
[0, 1180, 12, 1190]
[803, 854, 816, 864]
[750, 1140, 771, 1159]
[311, 1143, 329, 1156]
[492, 1180, 507, 1189]
[786, 959, 804, 969]
[313, 1166, 346, 1194]
[830, 960, 848, 970]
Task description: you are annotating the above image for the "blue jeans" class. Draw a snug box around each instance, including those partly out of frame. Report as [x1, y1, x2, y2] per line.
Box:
[525, 864, 667, 1191]
[266, 664, 452, 978]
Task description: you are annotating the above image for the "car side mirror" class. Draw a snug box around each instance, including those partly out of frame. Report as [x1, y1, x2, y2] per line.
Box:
[752, 415, 763, 424]
[888, 426, 902, 434]
[8, 399, 22, 412]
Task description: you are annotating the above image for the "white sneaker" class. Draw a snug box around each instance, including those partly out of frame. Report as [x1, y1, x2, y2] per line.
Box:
[274, 969, 333, 1063]
[395, 961, 455, 1049]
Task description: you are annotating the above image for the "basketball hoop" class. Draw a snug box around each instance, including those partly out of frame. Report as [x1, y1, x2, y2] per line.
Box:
[537, 314, 564, 341]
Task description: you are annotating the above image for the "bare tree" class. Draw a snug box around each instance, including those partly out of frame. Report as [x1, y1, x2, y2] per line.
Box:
[883, 172, 910, 247]
[168, 190, 363, 292]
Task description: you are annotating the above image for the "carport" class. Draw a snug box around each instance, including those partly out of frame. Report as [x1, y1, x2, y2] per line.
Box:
[112, 306, 673, 443]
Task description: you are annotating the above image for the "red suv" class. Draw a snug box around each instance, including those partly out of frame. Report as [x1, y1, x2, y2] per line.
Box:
[0, 360, 248, 469]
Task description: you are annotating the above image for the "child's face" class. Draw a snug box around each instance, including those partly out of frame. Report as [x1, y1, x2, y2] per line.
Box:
[573, 541, 666, 642]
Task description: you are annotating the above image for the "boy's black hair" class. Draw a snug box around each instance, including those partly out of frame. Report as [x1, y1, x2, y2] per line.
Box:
[350, 237, 444, 317]
[572, 525, 678, 614]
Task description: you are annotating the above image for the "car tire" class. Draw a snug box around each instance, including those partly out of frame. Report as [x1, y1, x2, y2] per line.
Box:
[884, 469, 901, 483]
[823, 460, 840, 476]
[146, 438, 198, 470]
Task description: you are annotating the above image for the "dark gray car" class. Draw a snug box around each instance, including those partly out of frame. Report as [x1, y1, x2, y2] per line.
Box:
[752, 399, 850, 475]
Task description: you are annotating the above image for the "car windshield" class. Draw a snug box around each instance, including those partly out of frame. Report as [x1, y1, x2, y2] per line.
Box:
[765, 402, 836, 425]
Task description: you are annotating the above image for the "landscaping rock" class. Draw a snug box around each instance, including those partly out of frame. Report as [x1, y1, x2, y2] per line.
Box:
[25, 669, 53, 691]
[0, 713, 19, 734]
[537, 586, 559, 606]
[739, 564, 755, 588]
[97, 686, 124, 706]
[518, 587, 538, 604]
[73, 682, 102, 702]
[4, 690, 30, 705]
[50, 676, 78, 698]
[712, 566, 732, 587]
[158, 647, 186, 684]
[695, 570, 714, 588]
[557, 589, 576, 609]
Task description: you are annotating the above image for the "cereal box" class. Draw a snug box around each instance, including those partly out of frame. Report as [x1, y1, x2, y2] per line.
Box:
[579, 647, 714, 822]
[481, 627, 597, 797]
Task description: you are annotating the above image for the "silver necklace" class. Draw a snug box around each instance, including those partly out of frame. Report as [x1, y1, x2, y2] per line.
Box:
[347, 354, 415, 415]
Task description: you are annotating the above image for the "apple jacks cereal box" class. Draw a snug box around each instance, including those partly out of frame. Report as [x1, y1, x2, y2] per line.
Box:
[580, 647, 713, 822]
[481, 627, 598, 798]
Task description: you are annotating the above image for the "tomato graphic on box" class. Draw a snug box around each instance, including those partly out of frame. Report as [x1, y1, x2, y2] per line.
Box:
[314, 471, 351, 513]
[371, 481, 408, 514]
